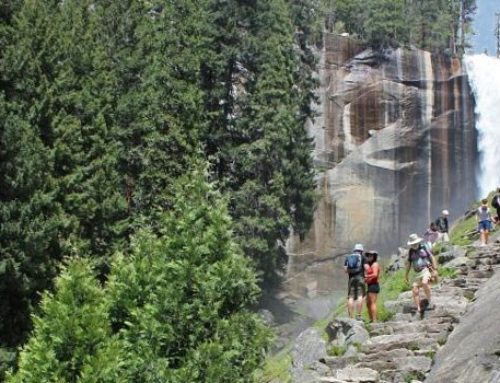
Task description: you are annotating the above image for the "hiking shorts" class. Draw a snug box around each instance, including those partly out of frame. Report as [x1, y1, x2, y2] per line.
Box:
[367, 283, 380, 294]
[478, 220, 492, 232]
[347, 276, 366, 300]
[412, 267, 431, 287]
[438, 232, 449, 243]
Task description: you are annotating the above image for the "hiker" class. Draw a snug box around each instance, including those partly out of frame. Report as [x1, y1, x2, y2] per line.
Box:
[477, 198, 493, 246]
[423, 222, 439, 250]
[435, 210, 449, 243]
[405, 234, 438, 314]
[344, 243, 365, 320]
[364, 250, 380, 323]
[492, 188, 500, 225]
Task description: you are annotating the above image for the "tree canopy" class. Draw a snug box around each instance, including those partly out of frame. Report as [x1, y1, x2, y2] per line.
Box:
[0, 0, 320, 378]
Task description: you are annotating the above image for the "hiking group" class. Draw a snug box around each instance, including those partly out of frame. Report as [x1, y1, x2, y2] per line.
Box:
[344, 244, 380, 322]
[345, 193, 500, 321]
[344, 209, 450, 321]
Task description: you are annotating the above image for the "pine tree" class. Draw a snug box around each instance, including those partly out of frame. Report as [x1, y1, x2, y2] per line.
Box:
[7, 166, 271, 382]
[200, 0, 317, 285]
[6, 258, 111, 383]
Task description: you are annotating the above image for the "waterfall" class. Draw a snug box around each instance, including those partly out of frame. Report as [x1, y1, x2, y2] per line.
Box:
[465, 54, 500, 198]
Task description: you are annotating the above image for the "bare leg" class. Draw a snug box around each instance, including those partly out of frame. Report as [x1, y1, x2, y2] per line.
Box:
[347, 297, 354, 318]
[355, 296, 364, 318]
[412, 284, 421, 312]
[485, 230, 489, 244]
[422, 281, 432, 302]
[367, 293, 377, 322]
[480, 230, 485, 245]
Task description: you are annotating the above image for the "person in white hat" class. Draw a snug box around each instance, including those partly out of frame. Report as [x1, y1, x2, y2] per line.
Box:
[404, 233, 438, 314]
[435, 210, 449, 243]
[344, 243, 366, 320]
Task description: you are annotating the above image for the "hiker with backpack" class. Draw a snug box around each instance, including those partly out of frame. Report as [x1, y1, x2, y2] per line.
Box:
[423, 222, 439, 250]
[344, 243, 365, 320]
[364, 250, 380, 323]
[491, 188, 500, 225]
[435, 209, 450, 243]
[405, 234, 438, 314]
[477, 198, 493, 246]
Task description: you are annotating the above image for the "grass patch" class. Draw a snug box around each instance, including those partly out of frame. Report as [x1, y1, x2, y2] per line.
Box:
[327, 344, 347, 357]
[255, 349, 292, 383]
[404, 371, 426, 382]
[431, 242, 447, 255]
[374, 268, 411, 322]
[438, 266, 458, 279]
[450, 214, 478, 246]
[449, 198, 488, 246]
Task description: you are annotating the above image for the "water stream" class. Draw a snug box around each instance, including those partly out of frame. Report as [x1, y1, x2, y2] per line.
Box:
[465, 54, 500, 197]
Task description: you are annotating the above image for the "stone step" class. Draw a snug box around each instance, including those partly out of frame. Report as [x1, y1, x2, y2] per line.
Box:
[362, 333, 439, 353]
[368, 320, 451, 337]
[332, 365, 379, 383]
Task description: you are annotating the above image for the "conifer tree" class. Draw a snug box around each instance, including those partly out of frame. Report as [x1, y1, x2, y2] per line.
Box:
[201, 0, 317, 285]
[6, 258, 111, 383]
[8, 166, 271, 382]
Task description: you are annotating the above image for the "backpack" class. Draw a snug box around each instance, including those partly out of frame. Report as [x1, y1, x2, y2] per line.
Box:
[346, 253, 362, 275]
[492, 195, 500, 209]
[409, 246, 432, 272]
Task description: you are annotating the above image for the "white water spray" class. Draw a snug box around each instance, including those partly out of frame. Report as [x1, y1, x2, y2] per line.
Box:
[465, 54, 500, 198]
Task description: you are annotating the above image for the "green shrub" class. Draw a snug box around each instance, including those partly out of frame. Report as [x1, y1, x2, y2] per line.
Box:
[8, 170, 272, 383]
[327, 344, 347, 357]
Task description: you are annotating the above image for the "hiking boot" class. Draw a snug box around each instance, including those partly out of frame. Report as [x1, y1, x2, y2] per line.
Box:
[355, 314, 362, 321]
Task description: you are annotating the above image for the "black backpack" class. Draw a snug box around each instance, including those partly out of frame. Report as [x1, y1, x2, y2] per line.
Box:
[492, 195, 500, 209]
[346, 253, 362, 275]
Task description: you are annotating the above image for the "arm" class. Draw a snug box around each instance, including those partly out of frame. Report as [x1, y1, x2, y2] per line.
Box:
[404, 259, 411, 282]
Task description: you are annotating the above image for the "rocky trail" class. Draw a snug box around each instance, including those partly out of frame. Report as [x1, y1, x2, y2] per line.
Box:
[288, 235, 500, 383]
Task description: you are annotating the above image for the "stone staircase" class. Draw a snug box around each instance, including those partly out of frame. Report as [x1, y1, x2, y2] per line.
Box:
[289, 239, 500, 383]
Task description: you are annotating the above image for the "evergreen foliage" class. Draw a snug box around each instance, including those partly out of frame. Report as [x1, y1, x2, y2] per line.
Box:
[7, 169, 271, 382]
[327, 0, 477, 52]
[200, 0, 317, 284]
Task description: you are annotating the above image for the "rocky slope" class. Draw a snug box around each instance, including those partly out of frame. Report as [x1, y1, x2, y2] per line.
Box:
[287, 232, 500, 383]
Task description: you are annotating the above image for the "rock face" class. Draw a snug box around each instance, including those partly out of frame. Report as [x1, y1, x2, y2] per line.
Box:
[426, 244, 500, 382]
[286, 33, 477, 287]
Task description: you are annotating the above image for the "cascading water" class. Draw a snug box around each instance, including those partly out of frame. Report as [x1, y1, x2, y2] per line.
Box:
[465, 54, 500, 198]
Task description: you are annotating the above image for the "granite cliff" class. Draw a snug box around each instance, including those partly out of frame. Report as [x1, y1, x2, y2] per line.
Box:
[286, 34, 477, 292]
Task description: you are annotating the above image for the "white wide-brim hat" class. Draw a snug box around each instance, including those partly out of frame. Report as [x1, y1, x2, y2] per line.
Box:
[353, 243, 364, 252]
[407, 233, 422, 246]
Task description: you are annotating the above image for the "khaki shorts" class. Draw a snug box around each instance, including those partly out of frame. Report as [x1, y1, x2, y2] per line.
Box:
[347, 275, 366, 300]
[438, 232, 449, 243]
[412, 267, 432, 287]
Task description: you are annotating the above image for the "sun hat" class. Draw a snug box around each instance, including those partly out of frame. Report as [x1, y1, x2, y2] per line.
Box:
[442, 209, 449, 215]
[353, 243, 364, 252]
[407, 233, 422, 246]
